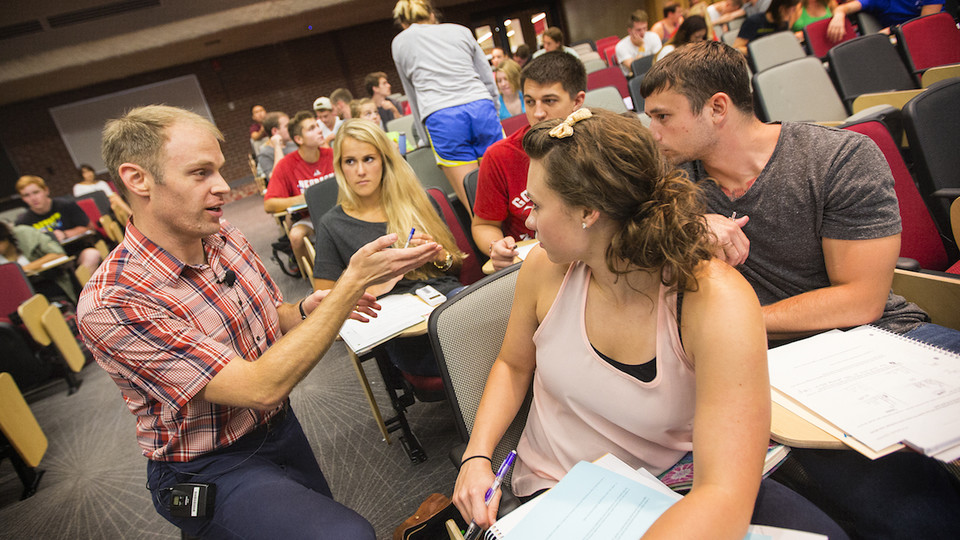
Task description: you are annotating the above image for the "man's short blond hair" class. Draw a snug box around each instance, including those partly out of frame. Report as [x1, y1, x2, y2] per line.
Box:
[16, 175, 47, 193]
[101, 105, 222, 200]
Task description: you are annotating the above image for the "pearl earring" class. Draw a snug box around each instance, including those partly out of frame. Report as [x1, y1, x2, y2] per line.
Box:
[581, 222, 587, 229]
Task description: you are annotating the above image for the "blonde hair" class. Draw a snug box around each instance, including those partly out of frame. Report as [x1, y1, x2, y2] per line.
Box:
[16, 175, 47, 193]
[350, 98, 375, 119]
[493, 58, 522, 94]
[393, 0, 433, 26]
[332, 120, 463, 280]
[102, 105, 222, 200]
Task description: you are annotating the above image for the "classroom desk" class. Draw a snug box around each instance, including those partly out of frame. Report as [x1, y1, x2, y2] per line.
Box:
[770, 401, 846, 449]
[481, 239, 538, 274]
[348, 321, 427, 444]
[23, 255, 75, 277]
[58, 230, 97, 248]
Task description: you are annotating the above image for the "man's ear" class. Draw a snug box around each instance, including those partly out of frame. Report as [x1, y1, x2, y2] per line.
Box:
[706, 92, 731, 123]
[118, 163, 151, 199]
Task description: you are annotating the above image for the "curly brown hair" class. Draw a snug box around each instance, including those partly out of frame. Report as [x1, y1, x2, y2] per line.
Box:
[522, 108, 713, 291]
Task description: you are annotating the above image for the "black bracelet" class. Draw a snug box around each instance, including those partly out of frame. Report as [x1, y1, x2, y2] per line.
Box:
[460, 455, 492, 467]
[298, 299, 307, 320]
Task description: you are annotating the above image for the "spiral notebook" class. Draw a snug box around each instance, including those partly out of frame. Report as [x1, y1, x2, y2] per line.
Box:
[486, 455, 825, 540]
[768, 325, 960, 461]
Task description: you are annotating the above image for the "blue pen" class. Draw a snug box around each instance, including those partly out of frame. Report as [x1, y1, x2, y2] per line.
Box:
[404, 227, 415, 248]
[463, 450, 517, 540]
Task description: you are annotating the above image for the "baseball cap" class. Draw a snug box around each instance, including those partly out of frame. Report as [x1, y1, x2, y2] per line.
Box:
[313, 97, 332, 111]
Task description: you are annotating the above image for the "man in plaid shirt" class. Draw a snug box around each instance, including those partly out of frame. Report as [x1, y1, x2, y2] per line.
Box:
[78, 105, 440, 538]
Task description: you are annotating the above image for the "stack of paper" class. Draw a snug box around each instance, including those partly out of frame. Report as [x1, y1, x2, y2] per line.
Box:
[768, 326, 960, 461]
[338, 294, 433, 355]
[489, 454, 824, 540]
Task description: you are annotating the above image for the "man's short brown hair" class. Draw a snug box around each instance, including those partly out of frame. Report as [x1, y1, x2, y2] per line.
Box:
[640, 41, 753, 115]
[520, 51, 586, 100]
[101, 105, 222, 200]
[363, 72, 388, 97]
[629, 9, 649, 25]
[288, 110, 316, 146]
[262, 112, 287, 136]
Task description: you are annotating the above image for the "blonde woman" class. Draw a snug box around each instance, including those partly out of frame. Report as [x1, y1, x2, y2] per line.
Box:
[493, 58, 525, 120]
[312, 119, 464, 376]
[392, 0, 501, 212]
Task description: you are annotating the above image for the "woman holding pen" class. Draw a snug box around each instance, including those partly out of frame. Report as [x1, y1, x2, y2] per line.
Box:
[452, 109, 846, 538]
[311, 119, 465, 377]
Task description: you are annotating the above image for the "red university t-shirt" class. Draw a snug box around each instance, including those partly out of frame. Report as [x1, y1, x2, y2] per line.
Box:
[473, 124, 535, 241]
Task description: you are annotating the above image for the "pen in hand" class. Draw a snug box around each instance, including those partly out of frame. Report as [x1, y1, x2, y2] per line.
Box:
[463, 450, 518, 540]
[404, 227, 416, 248]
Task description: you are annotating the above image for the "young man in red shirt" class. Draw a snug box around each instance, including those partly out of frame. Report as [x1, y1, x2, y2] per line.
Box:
[264, 110, 335, 271]
[471, 51, 586, 271]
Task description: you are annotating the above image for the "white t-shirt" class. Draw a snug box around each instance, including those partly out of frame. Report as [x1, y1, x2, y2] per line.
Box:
[73, 180, 114, 198]
[614, 33, 663, 75]
[319, 117, 343, 140]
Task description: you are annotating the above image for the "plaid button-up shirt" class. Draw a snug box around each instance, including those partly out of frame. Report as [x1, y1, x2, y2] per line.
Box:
[78, 220, 284, 462]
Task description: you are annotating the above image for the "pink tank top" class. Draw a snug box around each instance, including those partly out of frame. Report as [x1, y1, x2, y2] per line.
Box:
[512, 261, 696, 496]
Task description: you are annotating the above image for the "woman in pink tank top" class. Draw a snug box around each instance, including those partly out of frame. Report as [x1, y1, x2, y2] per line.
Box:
[452, 109, 772, 538]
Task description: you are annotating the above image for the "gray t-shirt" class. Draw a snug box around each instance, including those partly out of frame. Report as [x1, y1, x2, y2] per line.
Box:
[312, 206, 461, 297]
[392, 23, 498, 141]
[256, 141, 298, 179]
[681, 122, 927, 333]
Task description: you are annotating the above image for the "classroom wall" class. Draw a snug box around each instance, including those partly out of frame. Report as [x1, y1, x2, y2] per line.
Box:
[0, 17, 406, 199]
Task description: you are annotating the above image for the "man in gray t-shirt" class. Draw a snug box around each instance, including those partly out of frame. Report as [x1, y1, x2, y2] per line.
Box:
[641, 41, 930, 342]
[638, 41, 960, 539]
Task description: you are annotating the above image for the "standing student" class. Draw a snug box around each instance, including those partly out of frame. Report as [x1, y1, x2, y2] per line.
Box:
[391, 0, 502, 211]
[79, 105, 439, 538]
[453, 109, 846, 539]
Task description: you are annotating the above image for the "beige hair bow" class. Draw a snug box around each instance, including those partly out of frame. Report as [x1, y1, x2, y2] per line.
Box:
[548, 108, 593, 139]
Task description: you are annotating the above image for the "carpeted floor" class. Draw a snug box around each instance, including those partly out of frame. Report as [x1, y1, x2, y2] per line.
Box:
[0, 185, 462, 539]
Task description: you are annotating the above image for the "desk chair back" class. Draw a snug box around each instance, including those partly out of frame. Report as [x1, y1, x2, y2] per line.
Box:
[586, 66, 630, 100]
[855, 11, 883, 35]
[387, 115, 420, 147]
[304, 178, 340, 230]
[630, 55, 656, 80]
[583, 57, 608, 74]
[595, 36, 620, 63]
[407, 147, 454, 196]
[463, 169, 479, 214]
[803, 17, 856, 59]
[501, 114, 529, 137]
[842, 119, 950, 270]
[828, 34, 917, 112]
[426, 188, 483, 285]
[74, 198, 109, 240]
[895, 13, 960, 80]
[584, 86, 629, 113]
[0, 263, 34, 321]
[429, 264, 529, 489]
[748, 30, 807, 73]
[753, 56, 848, 122]
[903, 77, 960, 243]
[579, 51, 603, 64]
[75, 190, 111, 217]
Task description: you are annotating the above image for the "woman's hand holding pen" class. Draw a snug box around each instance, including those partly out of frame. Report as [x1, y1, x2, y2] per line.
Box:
[453, 457, 500, 530]
[489, 236, 519, 271]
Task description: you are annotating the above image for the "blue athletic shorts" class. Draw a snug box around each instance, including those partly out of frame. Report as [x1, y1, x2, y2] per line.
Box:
[424, 100, 503, 167]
